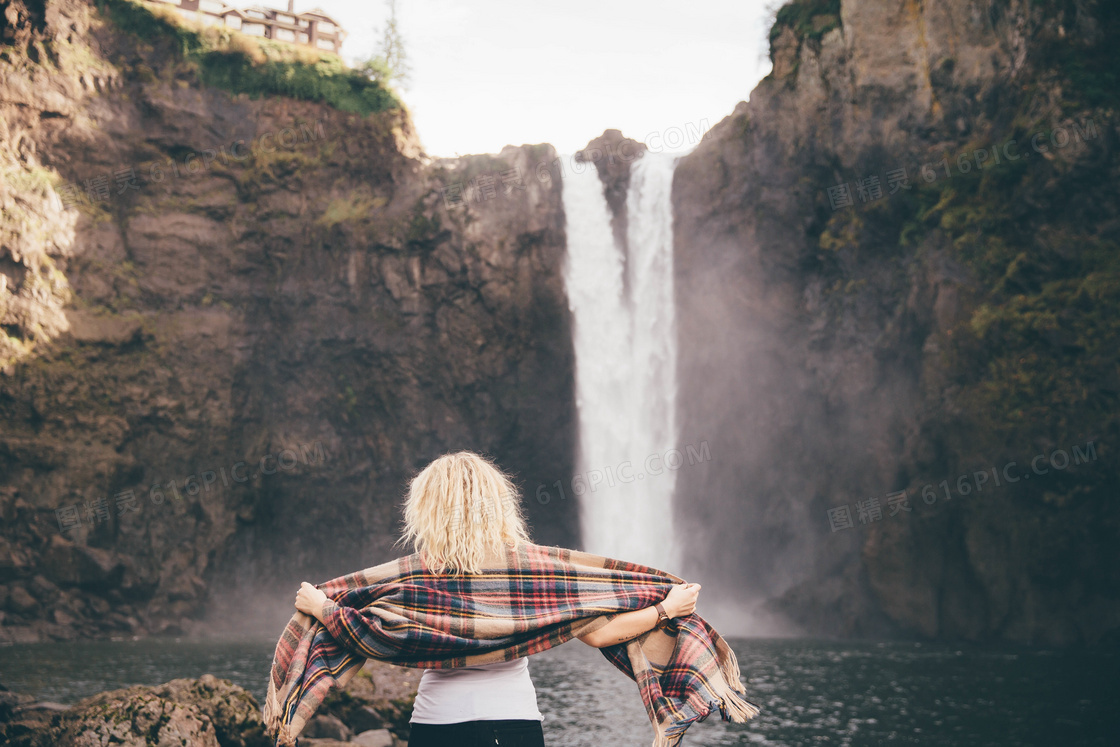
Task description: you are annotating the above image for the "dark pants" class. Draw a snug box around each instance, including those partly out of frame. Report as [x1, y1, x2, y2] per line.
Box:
[407, 719, 545, 747]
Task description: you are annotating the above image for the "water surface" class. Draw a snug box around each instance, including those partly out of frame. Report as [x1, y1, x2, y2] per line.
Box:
[0, 636, 1112, 746]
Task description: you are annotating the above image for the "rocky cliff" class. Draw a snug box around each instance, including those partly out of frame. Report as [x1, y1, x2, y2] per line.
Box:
[673, 0, 1119, 643]
[3, 0, 1117, 648]
[0, 0, 578, 641]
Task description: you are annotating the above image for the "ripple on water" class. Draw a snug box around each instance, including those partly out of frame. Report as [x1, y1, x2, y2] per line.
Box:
[0, 636, 1115, 746]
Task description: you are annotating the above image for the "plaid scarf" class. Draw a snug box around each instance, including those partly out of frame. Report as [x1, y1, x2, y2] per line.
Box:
[263, 542, 760, 746]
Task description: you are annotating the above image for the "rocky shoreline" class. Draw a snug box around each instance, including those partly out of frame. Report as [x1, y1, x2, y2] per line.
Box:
[0, 660, 417, 747]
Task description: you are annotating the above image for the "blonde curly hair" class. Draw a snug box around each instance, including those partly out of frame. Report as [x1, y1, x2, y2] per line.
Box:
[399, 451, 531, 574]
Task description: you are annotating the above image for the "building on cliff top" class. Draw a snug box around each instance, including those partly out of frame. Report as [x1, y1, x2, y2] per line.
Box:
[144, 0, 347, 55]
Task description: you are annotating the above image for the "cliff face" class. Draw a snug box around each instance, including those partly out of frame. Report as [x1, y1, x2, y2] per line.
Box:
[4, 0, 1117, 648]
[673, 0, 1119, 643]
[0, 0, 577, 640]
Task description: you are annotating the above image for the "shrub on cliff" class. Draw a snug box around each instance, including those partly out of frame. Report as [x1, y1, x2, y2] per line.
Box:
[95, 0, 398, 115]
[768, 0, 841, 44]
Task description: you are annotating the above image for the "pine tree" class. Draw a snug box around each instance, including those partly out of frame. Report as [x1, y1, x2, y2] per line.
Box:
[359, 0, 411, 88]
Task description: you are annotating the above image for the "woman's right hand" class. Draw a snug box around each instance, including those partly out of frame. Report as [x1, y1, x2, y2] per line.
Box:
[662, 582, 701, 618]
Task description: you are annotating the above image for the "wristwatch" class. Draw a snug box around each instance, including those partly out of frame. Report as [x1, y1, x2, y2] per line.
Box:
[654, 602, 671, 630]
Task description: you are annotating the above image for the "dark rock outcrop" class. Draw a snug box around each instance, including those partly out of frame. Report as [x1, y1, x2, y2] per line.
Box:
[576, 129, 647, 255]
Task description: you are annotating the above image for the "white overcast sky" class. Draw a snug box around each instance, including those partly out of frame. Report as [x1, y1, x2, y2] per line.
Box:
[301, 0, 777, 157]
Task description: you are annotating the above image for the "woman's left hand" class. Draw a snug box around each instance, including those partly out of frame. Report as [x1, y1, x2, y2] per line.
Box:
[295, 581, 329, 621]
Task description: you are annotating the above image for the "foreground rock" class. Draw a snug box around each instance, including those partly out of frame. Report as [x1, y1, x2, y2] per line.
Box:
[314, 659, 418, 745]
[0, 661, 416, 747]
[0, 683, 67, 746]
[0, 675, 269, 747]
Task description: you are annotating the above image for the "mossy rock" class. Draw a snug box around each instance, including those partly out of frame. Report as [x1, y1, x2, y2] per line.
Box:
[7, 675, 270, 747]
[94, 0, 398, 115]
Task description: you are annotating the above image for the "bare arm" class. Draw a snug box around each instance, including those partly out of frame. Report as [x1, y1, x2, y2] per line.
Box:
[577, 582, 701, 649]
[578, 606, 661, 648]
[297, 579, 700, 650]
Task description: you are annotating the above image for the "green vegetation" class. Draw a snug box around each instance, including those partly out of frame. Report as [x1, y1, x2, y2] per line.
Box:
[357, 0, 411, 88]
[806, 3, 1120, 513]
[199, 50, 397, 114]
[95, 0, 398, 115]
[898, 155, 1120, 450]
[769, 0, 842, 43]
[317, 186, 388, 228]
[917, 7, 1119, 461]
[233, 145, 326, 195]
[407, 211, 439, 242]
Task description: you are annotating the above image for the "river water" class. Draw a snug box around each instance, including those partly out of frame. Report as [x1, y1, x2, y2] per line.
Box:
[0, 636, 1113, 746]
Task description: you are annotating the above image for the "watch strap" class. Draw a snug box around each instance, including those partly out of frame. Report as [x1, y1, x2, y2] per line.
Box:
[654, 602, 670, 629]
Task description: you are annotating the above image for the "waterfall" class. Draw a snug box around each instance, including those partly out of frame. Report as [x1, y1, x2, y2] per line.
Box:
[561, 152, 680, 571]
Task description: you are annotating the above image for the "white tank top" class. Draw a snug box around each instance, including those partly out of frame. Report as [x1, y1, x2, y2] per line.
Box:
[409, 658, 544, 724]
